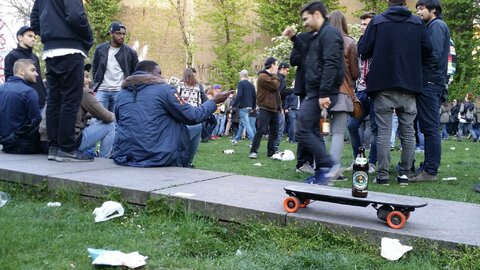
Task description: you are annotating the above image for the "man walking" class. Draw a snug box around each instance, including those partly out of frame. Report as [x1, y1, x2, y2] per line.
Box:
[358, 0, 433, 185]
[249, 57, 281, 159]
[31, 0, 94, 161]
[231, 70, 256, 146]
[296, 1, 344, 184]
[92, 22, 139, 112]
[410, 0, 451, 182]
[274, 62, 291, 152]
[4, 26, 47, 108]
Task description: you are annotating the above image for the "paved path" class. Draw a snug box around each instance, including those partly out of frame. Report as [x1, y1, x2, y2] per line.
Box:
[0, 153, 478, 248]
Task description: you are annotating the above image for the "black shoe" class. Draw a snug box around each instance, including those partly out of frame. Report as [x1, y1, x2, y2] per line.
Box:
[55, 149, 94, 162]
[396, 175, 409, 185]
[373, 177, 389, 185]
[48, 147, 58, 161]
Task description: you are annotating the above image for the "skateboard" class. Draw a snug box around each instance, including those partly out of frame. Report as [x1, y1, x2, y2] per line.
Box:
[283, 185, 428, 229]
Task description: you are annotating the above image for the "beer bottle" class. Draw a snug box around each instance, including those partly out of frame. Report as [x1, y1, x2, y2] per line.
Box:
[319, 108, 330, 136]
[352, 147, 368, 198]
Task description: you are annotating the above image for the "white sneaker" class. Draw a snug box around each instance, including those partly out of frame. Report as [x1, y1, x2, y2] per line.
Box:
[231, 139, 238, 145]
[368, 163, 376, 174]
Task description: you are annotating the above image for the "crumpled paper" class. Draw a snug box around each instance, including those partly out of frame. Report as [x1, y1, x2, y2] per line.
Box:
[271, 150, 295, 161]
[92, 201, 124, 222]
[381, 237, 413, 261]
[87, 248, 148, 268]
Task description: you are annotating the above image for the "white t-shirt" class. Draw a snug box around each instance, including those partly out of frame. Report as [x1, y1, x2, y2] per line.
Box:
[98, 46, 124, 91]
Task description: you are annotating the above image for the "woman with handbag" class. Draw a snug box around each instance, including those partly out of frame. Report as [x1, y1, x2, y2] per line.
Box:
[327, 11, 360, 180]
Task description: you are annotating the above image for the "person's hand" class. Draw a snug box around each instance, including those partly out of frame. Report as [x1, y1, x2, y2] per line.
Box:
[282, 27, 296, 39]
[213, 90, 235, 104]
[318, 97, 331, 109]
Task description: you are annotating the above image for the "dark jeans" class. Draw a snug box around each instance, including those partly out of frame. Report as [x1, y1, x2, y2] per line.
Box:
[250, 109, 279, 157]
[417, 83, 443, 175]
[45, 53, 85, 152]
[201, 115, 217, 140]
[1, 124, 41, 154]
[347, 91, 377, 164]
[296, 96, 336, 169]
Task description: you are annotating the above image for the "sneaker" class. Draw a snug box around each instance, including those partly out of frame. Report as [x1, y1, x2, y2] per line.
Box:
[295, 163, 315, 174]
[48, 147, 58, 161]
[409, 171, 437, 182]
[415, 147, 425, 153]
[474, 184, 480, 193]
[324, 163, 341, 179]
[397, 174, 409, 185]
[231, 139, 238, 145]
[332, 174, 348, 181]
[248, 152, 258, 159]
[305, 170, 329, 185]
[373, 177, 389, 185]
[55, 149, 94, 162]
[368, 163, 376, 174]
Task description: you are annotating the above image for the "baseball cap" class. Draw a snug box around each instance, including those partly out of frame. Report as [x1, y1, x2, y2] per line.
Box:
[278, 62, 290, 69]
[16, 26, 33, 37]
[107, 22, 126, 34]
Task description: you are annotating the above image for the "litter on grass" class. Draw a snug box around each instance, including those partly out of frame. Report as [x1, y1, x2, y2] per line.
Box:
[93, 201, 124, 222]
[0, 191, 11, 208]
[223, 149, 235, 154]
[87, 248, 147, 268]
[441, 177, 457, 181]
[253, 163, 262, 166]
[47, 202, 62, 207]
[271, 150, 295, 161]
[381, 237, 413, 261]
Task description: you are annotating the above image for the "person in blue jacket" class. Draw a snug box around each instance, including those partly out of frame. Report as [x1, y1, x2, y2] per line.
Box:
[112, 60, 232, 167]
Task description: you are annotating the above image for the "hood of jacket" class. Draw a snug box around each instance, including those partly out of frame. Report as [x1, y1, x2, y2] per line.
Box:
[122, 71, 167, 92]
[376, 6, 414, 24]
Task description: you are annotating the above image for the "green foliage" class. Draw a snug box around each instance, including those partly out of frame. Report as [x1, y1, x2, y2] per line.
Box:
[84, 0, 122, 53]
[255, 0, 343, 36]
[443, 0, 480, 99]
[199, 0, 255, 89]
[352, 0, 388, 18]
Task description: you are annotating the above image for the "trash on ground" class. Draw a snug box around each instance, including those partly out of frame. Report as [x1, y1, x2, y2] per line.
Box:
[450, 147, 455, 150]
[381, 237, 413, 261]
[441, 177, 457, 181]
[223, 149, 235, 154]
[253, 163, 262, 166]
[87, 248, 147, 268]
[93, 201, 124, 222]
[465, 148, 469, 151]
[47, 202, 62, 207]
[235, 249, 243, 256]
[0, 191, 11, 208]
[271, 150, 295, 161]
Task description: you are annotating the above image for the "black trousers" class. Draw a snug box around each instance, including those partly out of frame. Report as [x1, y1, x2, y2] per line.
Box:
[250, 109, 279, 157]
[45, 53, 84, 152]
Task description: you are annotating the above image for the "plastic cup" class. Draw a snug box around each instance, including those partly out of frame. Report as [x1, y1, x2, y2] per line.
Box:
[0, 191, 11, 207]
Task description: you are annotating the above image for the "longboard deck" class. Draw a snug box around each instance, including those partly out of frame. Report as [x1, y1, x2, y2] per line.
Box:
[284, 185, 428, 208]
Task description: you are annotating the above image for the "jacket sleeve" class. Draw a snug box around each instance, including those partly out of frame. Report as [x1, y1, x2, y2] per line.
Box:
[82, 90, 115, 123]
[289, 33, 308, 67]
[129, 48, 139, 75]
[231, 81, 244, 107]
[26, 90, 41, 126]
[64, 0, 94, 48]
[319, 30, 343, 97]
[348, 40, 360, 81]
[30, 0, 40, 34]
[257, 73, 280, 93]
[92, 46, 100, 82]
[357, 21, 376, 60]
[164, 89, 217, 125]
[4, 53, 14, 80]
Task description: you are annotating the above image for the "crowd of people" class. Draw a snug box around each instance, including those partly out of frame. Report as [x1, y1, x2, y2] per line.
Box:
[0, 0, 478, 192]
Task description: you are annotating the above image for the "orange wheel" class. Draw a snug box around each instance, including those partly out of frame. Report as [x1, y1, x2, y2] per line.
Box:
[299, 199, 311, 208]
[283, 197, 300, 213]
[386, 211, 406, 229]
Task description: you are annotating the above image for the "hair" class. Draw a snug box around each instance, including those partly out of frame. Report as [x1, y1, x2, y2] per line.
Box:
[329, 10, 348, 35]
[466, 92, 473, 101]
[388, 0, 406, 7]
[135, 60, 160, 74]
[300, 1, 328, 20]
[239, 70, 249, 78]
[359, 12, 376, 20]
[13, 59, 34, 75]
[415, 0, 442, 16]
[182, 68, 197, 86]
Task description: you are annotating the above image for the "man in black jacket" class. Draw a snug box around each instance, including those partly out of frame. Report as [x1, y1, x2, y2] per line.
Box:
[4, 26, 47, 108]
[296, 1, 344, 184]
[92, 22, 139, 112]
[231, 69, 256, 146]
[31, 0, 94, 161]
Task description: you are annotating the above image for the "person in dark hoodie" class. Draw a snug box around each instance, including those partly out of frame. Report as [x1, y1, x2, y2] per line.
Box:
[358, 0, 433, 185]
[410, 0, 451, 182]
[31, 0, 94, 162]
[4, 26, 47, 108]
[295, 1, 344, 185]
[112, 60, 232, 168]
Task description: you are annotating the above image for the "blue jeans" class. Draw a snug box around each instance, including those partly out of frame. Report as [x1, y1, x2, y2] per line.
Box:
[274, 112, 285, 151]
[211, 113, 226, 136]
[186, 124, 202, 165]
[458, 122, 477, 140]
[287, 110, 298, 142]
[441, 124, 448, 140]
[416, 83, 443, 175]
[234, 108, 255, 143]
[96, 90, 119, 112]
[78, 120, 116, 158]
[391, 113, 399, 148]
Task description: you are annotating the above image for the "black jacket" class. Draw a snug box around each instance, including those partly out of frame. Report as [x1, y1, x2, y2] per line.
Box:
[232, 79, 256, 109]
[278, 73, 292, 108]
[92, 42, 139, 90]
[289, 32, 311, 98]
[4, 46, 47, 108]
[423, 18, 450, 86]
[31, 0, 93, 54]
[304, 22, 344, 98]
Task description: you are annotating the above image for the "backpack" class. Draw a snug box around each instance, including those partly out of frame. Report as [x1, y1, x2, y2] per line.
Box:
[466, 107, 474, 121]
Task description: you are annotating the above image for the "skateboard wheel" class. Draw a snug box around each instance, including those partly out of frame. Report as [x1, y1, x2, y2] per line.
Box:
[284, 197, 300, 213]
[386, 211, 406, 229]
[376, 205, 393, 221]
[299, 199, 311, 208]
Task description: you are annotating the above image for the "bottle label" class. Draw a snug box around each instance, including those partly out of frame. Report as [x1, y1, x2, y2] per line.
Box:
[355, 157, 368, 165]
[353, 171, 368, 190]
[322, 122, 330, 133]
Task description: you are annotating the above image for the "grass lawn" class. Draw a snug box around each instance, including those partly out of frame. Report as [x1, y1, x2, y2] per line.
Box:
[195, 136, 480, 204]
[0, 136, 478, 269]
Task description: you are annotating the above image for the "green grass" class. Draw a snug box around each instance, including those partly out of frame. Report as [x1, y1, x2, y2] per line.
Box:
[0, 184, 479, 270]
[195, 137, 480, 204]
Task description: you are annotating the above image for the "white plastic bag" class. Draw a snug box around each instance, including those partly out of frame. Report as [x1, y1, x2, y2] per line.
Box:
[92, 201, 124, 222]
[381, 237, 413, 261]
[87, 248, 147, 268]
